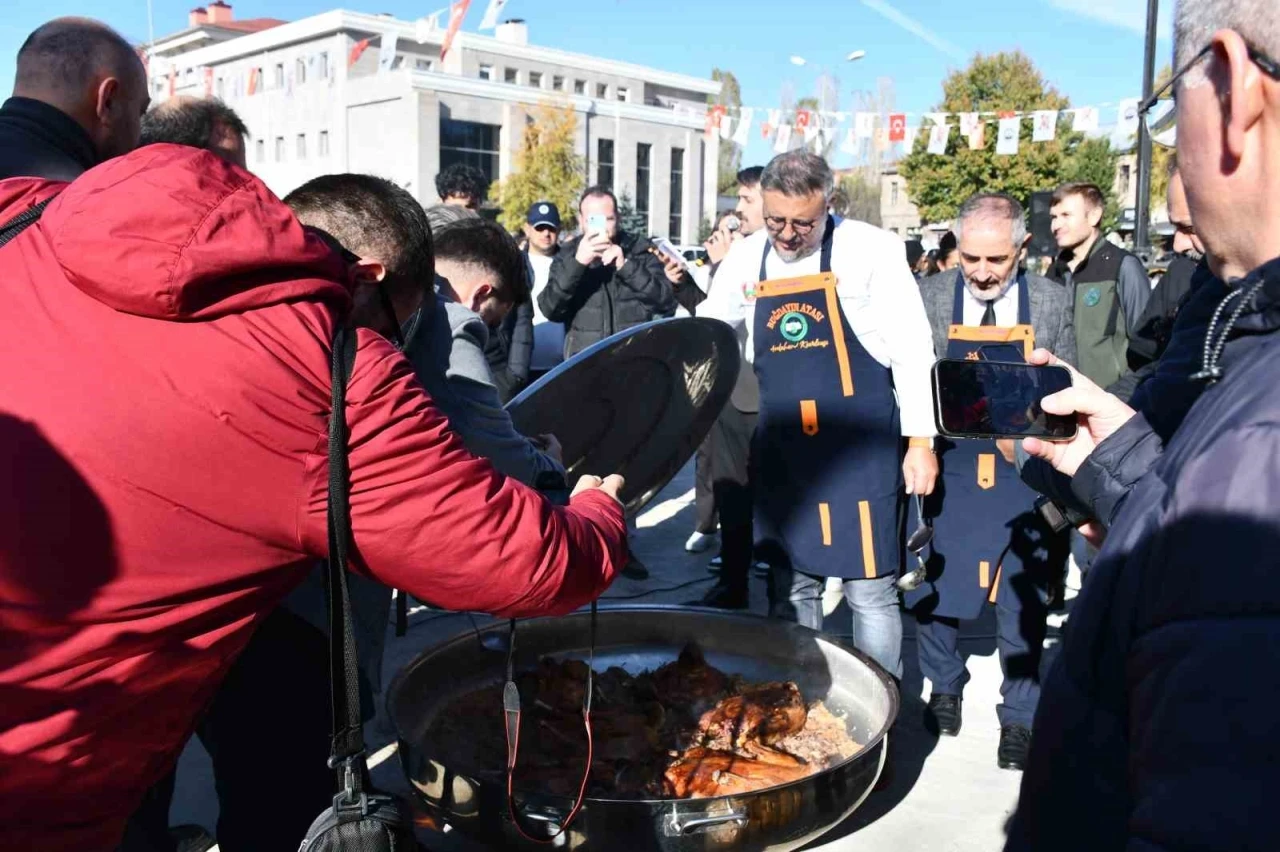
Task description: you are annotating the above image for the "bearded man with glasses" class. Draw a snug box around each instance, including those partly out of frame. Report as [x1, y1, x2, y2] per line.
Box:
[1006, 2, 1280, 849]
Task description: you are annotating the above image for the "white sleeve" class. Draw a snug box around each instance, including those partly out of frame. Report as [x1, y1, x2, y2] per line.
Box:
[699, 241, 749, 329]
[869, 233, 937, 438]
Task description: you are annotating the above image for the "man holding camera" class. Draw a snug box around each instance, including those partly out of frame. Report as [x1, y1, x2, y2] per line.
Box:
[909, 193, 1074, 771]
[537, 185, 676, 359]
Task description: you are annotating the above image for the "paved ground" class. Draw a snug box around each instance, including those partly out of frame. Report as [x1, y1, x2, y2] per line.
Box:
[171, 462, 1070, 850]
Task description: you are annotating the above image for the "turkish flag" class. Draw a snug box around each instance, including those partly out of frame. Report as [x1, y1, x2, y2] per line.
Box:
[348, 38, 371, 68]
[795, 109, 811, 129]
[440, 0, 474, 62]
[705, 104, 726, 140]
[203, 67, 214, 98]
[888, 113, 906, 142]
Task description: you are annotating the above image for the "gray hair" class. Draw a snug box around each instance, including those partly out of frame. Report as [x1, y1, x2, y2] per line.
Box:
[760, 151, 835, 198]
[952, 193, 1028, 250]
[424, 203, 478, 232]
[1175, 0, 1280, 87]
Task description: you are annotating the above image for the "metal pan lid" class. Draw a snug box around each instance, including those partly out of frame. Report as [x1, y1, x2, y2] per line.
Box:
[506, 317, 741, 517]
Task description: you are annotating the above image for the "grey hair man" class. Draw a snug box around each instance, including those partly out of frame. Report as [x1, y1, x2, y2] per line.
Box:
[139, 96, 249, 168]
[698, 149, 938, 680]
[910, 192, 1074, 771]
[0, 17, 149, 180]
[1006, 1, 1280, 849]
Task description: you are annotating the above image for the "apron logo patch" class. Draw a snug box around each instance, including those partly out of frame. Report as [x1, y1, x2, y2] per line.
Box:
[1084, 286, 1101, 307]
[780, 312, 809, 342]
[766, 302, 829, 353]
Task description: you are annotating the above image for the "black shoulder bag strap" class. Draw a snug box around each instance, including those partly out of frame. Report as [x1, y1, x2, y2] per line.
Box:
[326, 324, 368, 802]
[0, 195, 57, 249]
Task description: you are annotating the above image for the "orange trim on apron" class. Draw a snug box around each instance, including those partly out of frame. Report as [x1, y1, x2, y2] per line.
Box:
[800, 400, 819, 435]
[818, 503, 833, 546]
[858, 501, 877, 579]
[756, 272, 854, 397]
[978, 560, 991, 588]
[946, 323, 1036, 359]
[987, 564, 1002, 604]
[977, 453, 996, 490]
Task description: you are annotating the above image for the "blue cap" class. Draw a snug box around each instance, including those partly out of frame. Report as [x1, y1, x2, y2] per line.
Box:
[526, 201, 561, 229]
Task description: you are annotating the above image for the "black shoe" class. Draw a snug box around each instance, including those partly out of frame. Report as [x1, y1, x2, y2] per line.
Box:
[171, 825, 217, 852]
[621, 555, 649, 580]
[925, 694, 962, 737]
[997, 724, 1032, 770]
[690, 582, 748, 609]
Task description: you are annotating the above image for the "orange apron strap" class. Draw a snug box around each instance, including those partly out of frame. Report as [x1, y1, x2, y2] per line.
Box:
[987, 564, 1002, 604]
[818, 503, 833, 546]
[977, 453, 996, 490]
[823, 284, 855, 398]
[800, 400, 819, 435]
[979, 560, 990, 589]
[858, 501, 877, 579]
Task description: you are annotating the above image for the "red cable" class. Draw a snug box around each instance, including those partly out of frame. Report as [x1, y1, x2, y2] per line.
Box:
[505, 705, 594, 844]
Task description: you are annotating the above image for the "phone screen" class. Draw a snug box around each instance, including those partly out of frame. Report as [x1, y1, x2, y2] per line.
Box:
[933, 359, 1076, 440]
[586, 213, 607, 234]
[651, 237, 686, 267]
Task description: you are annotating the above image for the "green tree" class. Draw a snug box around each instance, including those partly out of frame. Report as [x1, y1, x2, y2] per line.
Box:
[616, 191, 649, 237]
[491, 103, 585, 232]
[1148, 65, 1175, 210]
[899, 51, 1114, 226]
[710, 68, 743, 195]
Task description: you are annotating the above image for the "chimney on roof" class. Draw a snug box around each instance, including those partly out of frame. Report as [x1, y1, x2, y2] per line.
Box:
[206, 1, 233, 24]
[189, 6, 208, 26]
[494, 18, 528, 45]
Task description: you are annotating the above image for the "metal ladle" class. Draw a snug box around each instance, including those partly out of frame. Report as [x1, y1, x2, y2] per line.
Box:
[897, 494, 933, 592]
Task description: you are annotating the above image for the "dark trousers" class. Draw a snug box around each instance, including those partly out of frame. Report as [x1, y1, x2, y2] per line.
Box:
[123, 608, 348, 852]
[694, 438, 718, 535]
[916, 597, 1047, 729]
[709, 406, 757, 592]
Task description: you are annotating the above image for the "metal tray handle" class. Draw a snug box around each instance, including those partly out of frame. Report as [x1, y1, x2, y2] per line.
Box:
[665, 809, 748, 836]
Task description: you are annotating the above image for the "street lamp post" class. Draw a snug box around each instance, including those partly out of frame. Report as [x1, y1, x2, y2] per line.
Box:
[1134, 0, 1160, 255]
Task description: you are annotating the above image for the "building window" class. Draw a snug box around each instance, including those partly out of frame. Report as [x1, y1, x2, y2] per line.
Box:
[275, 136, 285, 161]
[669, 147, 685, 241]
[319, 51, 329, 79]
[296, 58, 306, 84]
[319, 130, 330, 156]
[1119, 163, 1132, 197]
[415, 58, 433, 71]
[596, 138, 615, 190]
[529, 71, 543, 88]
[439, 118, 501, 185]
[552, 75, 564, 91]
[274, 63, 284, 88]
[296, 133, 307, 158]
[479, 64, 493, 81]
[890, 181, 899, 207]
[255, 138, 265, 162]
[636, 143, 651, 226]
[616, 87, 629, 102]
[504, 67, 518, 84]
[573, 79, 586, 95]
[596, 82, 608, 99]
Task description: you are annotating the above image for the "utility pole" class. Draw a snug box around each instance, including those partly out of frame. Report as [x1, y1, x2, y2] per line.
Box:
[1134, 0, 1160, 255]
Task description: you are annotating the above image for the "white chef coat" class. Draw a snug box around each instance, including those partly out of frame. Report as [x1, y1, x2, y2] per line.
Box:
[701, 217, 937, 438]
[527, 250, 564, 371]
[960, 278, 1021, 327]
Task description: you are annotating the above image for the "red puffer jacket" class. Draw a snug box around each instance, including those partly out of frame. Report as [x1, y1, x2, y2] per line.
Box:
[0, 145, 626, 851]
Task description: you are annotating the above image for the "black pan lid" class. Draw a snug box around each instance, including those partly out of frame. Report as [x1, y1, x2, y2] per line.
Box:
[506, 317, 741, 517]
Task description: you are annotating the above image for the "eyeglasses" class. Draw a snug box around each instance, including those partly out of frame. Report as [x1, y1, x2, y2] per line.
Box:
[764, 216, 820, 236]
[1139, 41, 1280, 145]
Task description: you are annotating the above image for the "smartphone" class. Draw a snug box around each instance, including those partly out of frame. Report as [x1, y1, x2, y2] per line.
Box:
[650, 236, 687, 268]
[932, 358, 1077, 440]
[586, 213, 607, 236]
[976, 343, 1026, 362]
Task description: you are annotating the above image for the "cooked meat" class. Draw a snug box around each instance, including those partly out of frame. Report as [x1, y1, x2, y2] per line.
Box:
[426, 645, 862, 802]
[696, 682, 807, 750]
[664, 747, 810, 799]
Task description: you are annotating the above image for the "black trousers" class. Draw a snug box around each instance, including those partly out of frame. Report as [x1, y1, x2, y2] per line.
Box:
[708, 406, 757, 592]
[123, 608, 350, 852]
[694, 438, 719, 535]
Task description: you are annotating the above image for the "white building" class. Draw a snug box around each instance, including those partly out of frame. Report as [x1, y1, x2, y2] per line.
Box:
[146, 3, 721, 242]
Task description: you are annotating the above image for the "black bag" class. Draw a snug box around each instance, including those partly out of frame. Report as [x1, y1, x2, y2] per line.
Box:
[299, 326, 417, 852]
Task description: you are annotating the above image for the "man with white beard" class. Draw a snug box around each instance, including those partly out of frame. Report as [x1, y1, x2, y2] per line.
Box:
[907, 193, 1075, 770]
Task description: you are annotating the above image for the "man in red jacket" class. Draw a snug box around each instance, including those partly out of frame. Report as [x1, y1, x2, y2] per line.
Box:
[0, 144, 629, 852]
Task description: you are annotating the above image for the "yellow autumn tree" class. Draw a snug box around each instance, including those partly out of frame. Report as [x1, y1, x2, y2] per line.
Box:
[491, 102, 585, 233]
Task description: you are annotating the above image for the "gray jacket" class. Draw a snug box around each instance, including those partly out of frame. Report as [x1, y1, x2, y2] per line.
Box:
[917, 271, 1077, 365]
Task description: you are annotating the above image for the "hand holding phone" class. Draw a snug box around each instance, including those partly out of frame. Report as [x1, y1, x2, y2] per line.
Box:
[933, 358, 1076, 441]
[650, 236, 687, 269]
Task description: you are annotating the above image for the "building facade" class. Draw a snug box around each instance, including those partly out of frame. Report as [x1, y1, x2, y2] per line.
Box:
[147, 4, 721, 242]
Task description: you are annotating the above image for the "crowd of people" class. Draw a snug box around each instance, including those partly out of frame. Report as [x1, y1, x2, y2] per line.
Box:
[2, 1, 1279, 850]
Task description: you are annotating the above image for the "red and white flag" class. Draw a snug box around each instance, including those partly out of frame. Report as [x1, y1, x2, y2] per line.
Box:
[203, 67, 214, 97]
[795, 109, 811, 129]
[1033, 110, 1058, 142]
[440, 0, 473, 63]
[348, 37, 371, 68]
[705, 104, 726, 140]
[888, 113, 906, 142]
[731, 107, 754, 146]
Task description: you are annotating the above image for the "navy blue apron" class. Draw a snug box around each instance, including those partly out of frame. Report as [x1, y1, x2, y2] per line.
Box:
[751, 217, 902, 581]
[904, 272, 1062, 619]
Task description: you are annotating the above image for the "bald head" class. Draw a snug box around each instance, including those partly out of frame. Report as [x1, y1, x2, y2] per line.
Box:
[14, 17, 149, 161]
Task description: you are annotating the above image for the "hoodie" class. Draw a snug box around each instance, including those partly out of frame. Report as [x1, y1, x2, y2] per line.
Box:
[0, 145, 625, 852]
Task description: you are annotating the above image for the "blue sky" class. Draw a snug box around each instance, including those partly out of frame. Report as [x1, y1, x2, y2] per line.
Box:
[0, 0, 1173, 169]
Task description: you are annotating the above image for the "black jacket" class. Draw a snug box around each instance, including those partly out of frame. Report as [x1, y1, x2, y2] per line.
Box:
[537, 230, 676, 357]
[1007, 256, 1280, 852]
[0, 97, 99, 181]
[484, 300, 534, 404]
